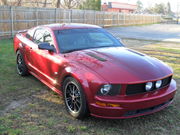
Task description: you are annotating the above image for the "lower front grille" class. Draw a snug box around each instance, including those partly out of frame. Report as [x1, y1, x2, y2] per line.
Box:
[124, 98, 173, 117]
[126, 76, 172, 95]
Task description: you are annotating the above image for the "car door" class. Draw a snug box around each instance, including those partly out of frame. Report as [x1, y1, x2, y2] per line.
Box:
[26, 28, 44, 75]
[31, 28, 63, 89]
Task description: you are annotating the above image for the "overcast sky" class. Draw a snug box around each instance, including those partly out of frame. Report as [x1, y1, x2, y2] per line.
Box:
[101, 0, 179, 12]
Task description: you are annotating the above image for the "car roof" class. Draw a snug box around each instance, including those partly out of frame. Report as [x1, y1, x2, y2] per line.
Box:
[42, 23, 101, 31]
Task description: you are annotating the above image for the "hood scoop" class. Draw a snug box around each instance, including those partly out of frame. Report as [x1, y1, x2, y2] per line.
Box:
[86, 52, 107, 62]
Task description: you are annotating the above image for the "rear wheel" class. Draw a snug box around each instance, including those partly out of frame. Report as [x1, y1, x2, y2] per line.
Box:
[16, 50, 29, 76]
[63, 77, 88, 119]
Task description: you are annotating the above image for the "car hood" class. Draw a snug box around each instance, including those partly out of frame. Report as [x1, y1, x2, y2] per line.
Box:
[69, 47, 172, 84]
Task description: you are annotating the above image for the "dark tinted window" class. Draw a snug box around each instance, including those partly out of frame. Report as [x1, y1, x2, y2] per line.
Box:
[54, 28, 123, 53]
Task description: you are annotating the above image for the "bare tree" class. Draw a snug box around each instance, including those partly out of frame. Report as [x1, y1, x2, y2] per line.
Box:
[56, 0, 61, 8]
[17, 0, 23, 6]
[0, 0, 8, 5]
[0, 0, 81, 8]
[62, 0, 80, 9]
[35, 0, 39, 7]
[43, 0, 47, 7]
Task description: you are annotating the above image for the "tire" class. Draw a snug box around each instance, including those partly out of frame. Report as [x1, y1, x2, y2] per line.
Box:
[63, 77, 88, 119]
[16, 50, 29, 76]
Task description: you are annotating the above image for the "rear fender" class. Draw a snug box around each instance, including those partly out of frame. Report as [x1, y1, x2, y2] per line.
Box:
[13, 33, 29, 65]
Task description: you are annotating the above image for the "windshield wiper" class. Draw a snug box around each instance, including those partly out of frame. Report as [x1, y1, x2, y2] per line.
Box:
[90, 45, 114, 49]
[62, 45, 118, 53]
[63, 49, 80, 53]
[63, 48, 89, 53]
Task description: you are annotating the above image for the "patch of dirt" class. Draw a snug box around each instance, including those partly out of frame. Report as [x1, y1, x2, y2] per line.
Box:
[0, 98, 30, 115]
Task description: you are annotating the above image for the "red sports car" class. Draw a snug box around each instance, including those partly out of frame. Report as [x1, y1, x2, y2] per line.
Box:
[14, 23, 177, 119]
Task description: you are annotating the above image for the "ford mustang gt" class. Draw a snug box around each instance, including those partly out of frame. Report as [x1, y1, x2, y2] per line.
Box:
[14, 23, 177, 119]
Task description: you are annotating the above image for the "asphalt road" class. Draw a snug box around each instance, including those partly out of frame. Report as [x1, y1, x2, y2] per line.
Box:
[106, 24, 180, 43]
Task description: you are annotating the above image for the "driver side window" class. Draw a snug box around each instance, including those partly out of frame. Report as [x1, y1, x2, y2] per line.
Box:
[33, 29, 44, 44]
[33, 29, 53, 46]
[33, 28, 56, 52]
[43, 31, 53, 46]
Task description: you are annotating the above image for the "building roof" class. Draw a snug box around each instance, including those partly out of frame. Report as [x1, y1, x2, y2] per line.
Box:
[108, 2, 137, 10]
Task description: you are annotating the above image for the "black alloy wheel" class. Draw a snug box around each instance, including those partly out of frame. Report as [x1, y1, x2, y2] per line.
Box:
[63, 77, 88, 119]
[16, 50, 29, 76]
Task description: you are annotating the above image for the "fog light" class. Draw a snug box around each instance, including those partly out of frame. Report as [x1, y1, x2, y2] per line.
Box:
[145, 82, 153, 91]
[156, 80, 162, 89]
[100, 84, 111, 95]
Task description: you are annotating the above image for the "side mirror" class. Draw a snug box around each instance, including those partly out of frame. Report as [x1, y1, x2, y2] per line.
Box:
[38, 42, 55, 52]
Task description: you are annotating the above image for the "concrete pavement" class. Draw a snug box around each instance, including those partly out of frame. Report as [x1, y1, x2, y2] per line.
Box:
[106, 24, 180, 43]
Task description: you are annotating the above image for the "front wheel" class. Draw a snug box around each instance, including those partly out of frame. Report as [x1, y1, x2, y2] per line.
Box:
[16, 50, 29, 76]
[63, 77, 88, 119]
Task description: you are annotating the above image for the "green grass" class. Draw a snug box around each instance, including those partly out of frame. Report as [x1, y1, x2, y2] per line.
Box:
[0, 39, 179, 135]
[156, 47, 180, 54]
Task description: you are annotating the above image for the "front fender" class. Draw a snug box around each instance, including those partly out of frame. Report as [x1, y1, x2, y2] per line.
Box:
[59, 65, 106, 104]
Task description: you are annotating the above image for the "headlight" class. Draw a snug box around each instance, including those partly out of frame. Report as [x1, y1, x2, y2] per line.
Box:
[98, 84, 121, 96]
[145, 82, 153, 91]
[155, 80, 162, 89]
[100, 84, 111, 95]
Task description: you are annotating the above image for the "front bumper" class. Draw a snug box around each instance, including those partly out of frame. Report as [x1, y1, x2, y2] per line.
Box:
[89, 79, 177, 119]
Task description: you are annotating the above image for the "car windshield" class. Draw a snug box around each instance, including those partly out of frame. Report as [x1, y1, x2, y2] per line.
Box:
[54, 28, 124, 53]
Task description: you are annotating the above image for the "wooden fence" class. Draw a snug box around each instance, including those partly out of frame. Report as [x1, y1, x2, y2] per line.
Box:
[0, 6, 162, 38]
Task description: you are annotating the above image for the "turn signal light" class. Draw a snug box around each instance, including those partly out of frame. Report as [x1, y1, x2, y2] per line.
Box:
[107, 103, 120, 107]
[96, 102, 120, 107]
[96, 101, 106, 107]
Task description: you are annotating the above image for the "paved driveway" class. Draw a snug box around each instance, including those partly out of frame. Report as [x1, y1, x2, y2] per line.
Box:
[106, 24, 180, 43]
